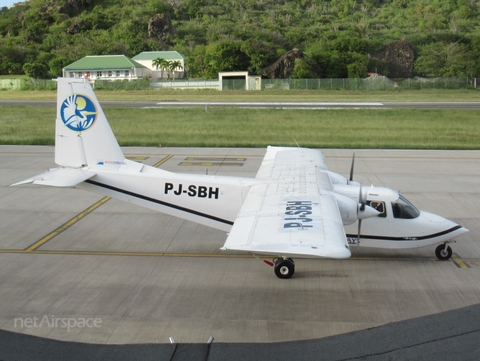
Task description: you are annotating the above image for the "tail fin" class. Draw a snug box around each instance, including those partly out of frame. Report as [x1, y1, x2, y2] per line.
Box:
[55, 78, 124, 168]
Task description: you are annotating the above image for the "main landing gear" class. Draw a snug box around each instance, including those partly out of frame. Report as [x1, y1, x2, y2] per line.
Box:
[273, 258, 295, 279]
[435, 241, 455, 260]
[258, 255, 296, 279]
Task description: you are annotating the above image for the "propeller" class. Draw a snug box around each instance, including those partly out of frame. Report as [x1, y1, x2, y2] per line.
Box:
[358, 183, 366, 211]
[348, 153, 361, 187]
[349, 153, 355, 183]
[356, 185, 380, 244]
[349, 152, 378, 244]
[357, 184, 366, 244]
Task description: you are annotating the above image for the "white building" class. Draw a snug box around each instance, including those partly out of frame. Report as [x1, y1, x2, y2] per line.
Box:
[132, 51, 186, 79]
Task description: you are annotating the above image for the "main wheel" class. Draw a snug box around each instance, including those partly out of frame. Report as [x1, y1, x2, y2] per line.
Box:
[435, 244, 452, 260]
[274, 259, 295, 279]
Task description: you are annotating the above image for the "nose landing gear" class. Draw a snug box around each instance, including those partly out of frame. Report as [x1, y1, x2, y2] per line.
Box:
[435, 241, 455, 260]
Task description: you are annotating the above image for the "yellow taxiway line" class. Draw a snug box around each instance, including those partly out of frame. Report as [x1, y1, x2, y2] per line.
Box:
[452, 253, 470, 269]
[152, 154, 173, 168]
[0, 248, 476, 266]
[24, 196, 111, 252]
[23, 154, 174, 252]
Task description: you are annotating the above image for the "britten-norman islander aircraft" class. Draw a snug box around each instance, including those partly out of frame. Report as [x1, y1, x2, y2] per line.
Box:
[12, 78, 469, 279]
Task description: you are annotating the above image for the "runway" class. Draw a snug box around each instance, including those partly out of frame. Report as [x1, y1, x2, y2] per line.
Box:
[1, 146, 480, 346]
[1, 100, 480, 109]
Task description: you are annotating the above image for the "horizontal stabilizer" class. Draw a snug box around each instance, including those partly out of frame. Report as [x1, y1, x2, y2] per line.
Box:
[11, 167, 96, 187]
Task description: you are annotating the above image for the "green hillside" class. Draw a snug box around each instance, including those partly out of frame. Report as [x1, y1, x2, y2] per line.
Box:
[0, 0, 478, 79]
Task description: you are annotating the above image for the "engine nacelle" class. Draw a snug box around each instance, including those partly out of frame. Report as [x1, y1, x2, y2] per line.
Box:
[332, 192, 380, 225]
[327, 171, 348, 185]
[332, 192, 359, 225]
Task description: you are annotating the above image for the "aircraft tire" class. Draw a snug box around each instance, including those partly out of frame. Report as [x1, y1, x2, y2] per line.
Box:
[435, 244, 453, 260]
[274, 259, 295, 279]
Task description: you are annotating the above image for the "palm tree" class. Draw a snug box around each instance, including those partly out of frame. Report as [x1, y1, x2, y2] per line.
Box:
[169, 60, 182, 78]
[152, 57, 169, 78]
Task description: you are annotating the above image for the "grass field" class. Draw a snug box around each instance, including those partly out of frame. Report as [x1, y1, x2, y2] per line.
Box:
[2, 105, 479, 149]
[0, 87, 479, 102]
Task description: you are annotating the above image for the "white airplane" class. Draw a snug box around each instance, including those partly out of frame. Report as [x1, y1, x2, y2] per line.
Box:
[12, 78, 468, 279]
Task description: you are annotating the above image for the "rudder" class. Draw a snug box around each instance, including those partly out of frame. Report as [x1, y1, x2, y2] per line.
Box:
[55, 78, 125, 168]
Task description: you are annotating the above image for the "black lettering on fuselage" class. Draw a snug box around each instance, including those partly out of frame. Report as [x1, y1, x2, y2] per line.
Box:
[198, 186, 207, 198]
[188, 185, 197, 197]
[174, 184, 183, 195]
[165, 183, 174, 193]
[164, 182, 220, 199]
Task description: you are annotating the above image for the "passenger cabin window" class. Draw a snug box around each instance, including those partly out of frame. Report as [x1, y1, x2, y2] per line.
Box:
[368, 201, 387, 218]
[392, 195, 420, 219]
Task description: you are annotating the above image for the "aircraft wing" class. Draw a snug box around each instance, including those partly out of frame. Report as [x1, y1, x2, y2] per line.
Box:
[222, 147, 351, 259]
[11, 167, 96, 187]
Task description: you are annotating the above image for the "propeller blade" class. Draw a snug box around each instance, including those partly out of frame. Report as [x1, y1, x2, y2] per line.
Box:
[357, 218, 362, 243]
[357, 184, 379, 219]
[349, 153, 355, 182]
[359, 183, 366, 211]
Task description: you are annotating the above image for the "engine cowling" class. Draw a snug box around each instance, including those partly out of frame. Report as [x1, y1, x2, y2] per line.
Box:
[332, 193, 360, 225]
[332, 192, 380, 225]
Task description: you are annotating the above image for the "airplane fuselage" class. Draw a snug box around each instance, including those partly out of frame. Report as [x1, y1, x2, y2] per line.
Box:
[77, 161, 257, 232]
[77, 161, 467, 252]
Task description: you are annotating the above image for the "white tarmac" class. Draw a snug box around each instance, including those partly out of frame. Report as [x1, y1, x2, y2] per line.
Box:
[1, 146, 479, 344]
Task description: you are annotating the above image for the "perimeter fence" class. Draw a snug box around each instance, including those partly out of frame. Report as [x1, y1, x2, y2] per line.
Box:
[0, 78, 57, 90]
[256, 77, 474, 90]
[1, 77, 477, 91]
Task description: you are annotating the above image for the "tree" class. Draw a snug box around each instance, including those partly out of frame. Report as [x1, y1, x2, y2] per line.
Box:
[23, 62, 49, 78]
[346, 53, 368, 78]
[169, 60, 182, 78]
[240, 39, 278, 75]
[152, 57, 170, 78]
[0, 44, 33, 75]
[202, 41, 249, 78]
[0, 0, 479, 79]
[48, 56, 72, 77]
[414, 42, 475, 77]
[292, 58, 315, 78]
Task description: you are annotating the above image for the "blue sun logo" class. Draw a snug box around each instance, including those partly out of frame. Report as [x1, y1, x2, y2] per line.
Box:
[60, 94, 98, 132]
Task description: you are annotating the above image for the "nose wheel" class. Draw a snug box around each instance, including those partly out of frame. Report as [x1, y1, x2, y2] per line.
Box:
[435, 243, 453, 260]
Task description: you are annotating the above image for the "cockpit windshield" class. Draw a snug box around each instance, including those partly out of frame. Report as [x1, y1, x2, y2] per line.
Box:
[391, 194, 420, 219]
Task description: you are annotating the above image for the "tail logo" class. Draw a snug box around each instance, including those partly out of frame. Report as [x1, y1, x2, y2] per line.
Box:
[60, 94, 98, 132]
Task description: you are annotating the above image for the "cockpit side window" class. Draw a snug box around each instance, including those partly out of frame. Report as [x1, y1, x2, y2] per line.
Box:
[367, 201, 387, 218]
[391, 195, 420, 219]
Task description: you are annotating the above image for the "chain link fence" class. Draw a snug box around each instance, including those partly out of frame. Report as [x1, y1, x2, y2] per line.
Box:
[259, 77, 473, 90]
[0, 78, 57, 90]
[1, 77, 476, 91]
[93, 79, 151, 90]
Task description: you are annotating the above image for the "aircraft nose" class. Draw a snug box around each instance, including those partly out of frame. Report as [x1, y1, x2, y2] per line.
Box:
[422, 211, 452, 224]
[421, 211, 469, 236]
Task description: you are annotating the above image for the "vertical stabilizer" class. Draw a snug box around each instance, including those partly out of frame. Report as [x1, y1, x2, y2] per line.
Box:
[55, 78, 125, 168]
